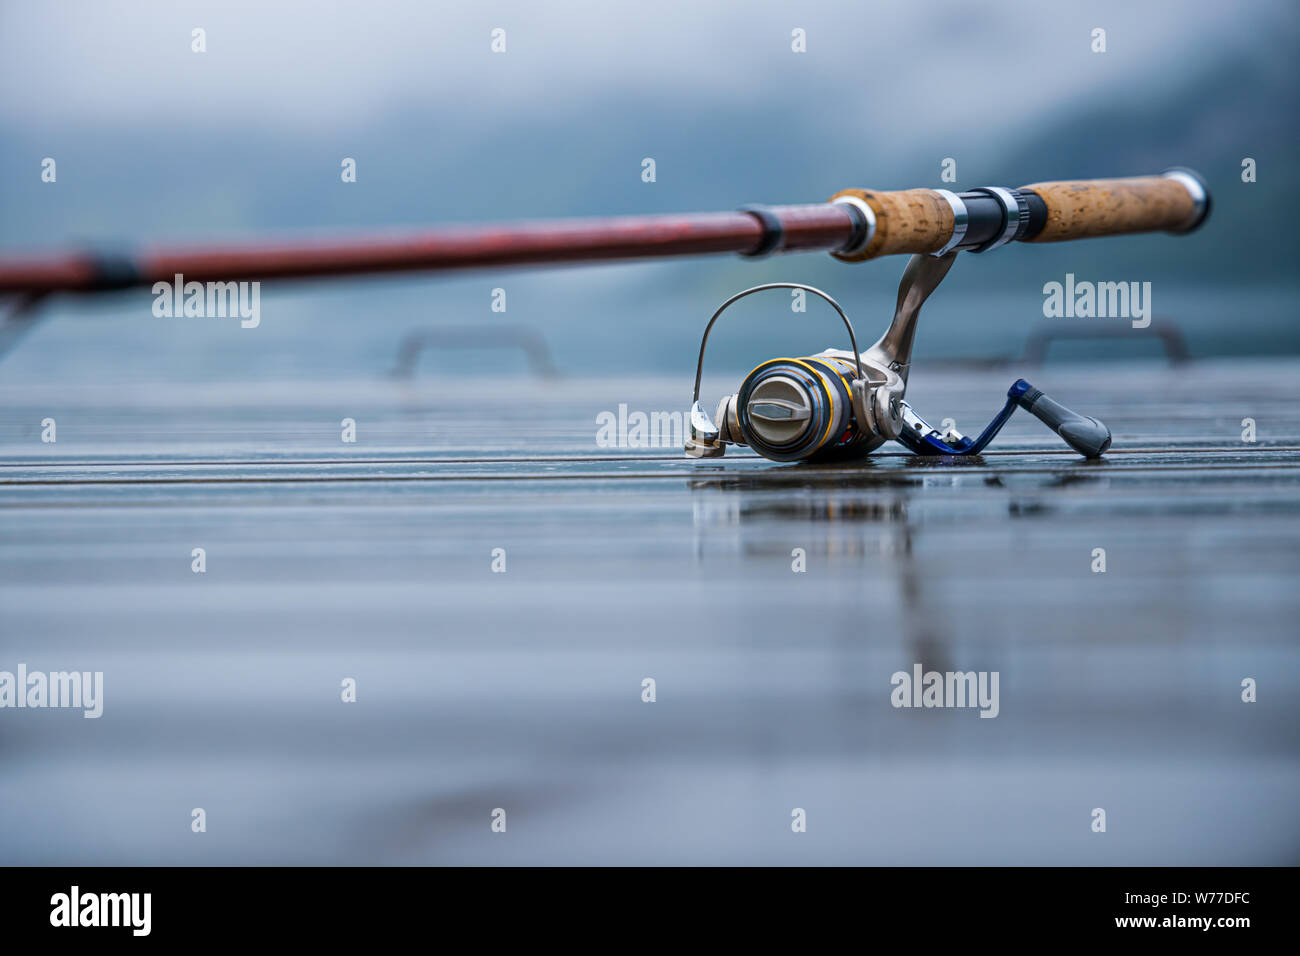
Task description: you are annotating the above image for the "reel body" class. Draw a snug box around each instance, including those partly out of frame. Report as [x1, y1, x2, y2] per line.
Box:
[719, 354, 876, 462]
[686, 255, 1111, 463]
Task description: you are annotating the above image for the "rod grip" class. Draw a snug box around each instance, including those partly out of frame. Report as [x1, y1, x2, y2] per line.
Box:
[827, 188, 955, 261]
[1019, 173, 1208, 242]
[829, 170, 1208, 261]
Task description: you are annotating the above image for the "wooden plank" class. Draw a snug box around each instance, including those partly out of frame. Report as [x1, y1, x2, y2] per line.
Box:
[0, 360, 1296, 864]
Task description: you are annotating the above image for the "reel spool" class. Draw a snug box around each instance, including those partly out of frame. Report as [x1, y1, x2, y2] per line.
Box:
[730, 354, 875, 462]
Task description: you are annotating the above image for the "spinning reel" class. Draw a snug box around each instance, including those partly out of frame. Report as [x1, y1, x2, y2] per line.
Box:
[685, 253, 1112, 462]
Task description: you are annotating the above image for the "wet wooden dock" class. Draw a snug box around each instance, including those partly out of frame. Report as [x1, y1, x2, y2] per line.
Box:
[1, 359, 1297, 864]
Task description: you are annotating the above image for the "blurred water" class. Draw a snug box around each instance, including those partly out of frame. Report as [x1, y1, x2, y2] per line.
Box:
[4, 271, 1295, 387]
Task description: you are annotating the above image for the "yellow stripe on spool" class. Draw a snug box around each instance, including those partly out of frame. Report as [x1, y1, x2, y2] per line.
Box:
[790, 358, 841, 450]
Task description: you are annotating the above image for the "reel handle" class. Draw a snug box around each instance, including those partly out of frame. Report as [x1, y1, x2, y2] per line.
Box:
[1014, 382, 1112, 459]
[896, 380, 1110, 459]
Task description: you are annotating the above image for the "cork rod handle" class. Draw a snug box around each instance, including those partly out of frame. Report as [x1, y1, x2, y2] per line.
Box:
[1019, 175, 1203, 243]
[828, 188, 956, 261]
[829, 171, 1208, 261]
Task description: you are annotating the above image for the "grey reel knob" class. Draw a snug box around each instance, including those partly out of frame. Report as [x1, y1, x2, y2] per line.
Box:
[744, 375, 814, 446]
[1016, 385, 1112, 458]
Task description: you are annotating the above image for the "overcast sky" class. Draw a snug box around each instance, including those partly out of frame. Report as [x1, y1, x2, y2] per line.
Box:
[1, 0, 1281, 132]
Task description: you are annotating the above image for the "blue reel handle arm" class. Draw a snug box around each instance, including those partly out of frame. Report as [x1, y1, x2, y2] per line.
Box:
[896, 390, 1019, 456]
[895, 380, 1111, 459]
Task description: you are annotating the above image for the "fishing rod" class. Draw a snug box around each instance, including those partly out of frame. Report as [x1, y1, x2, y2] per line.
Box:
[0, 171, 1207, 292]
[1, 169, 1209, 460]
